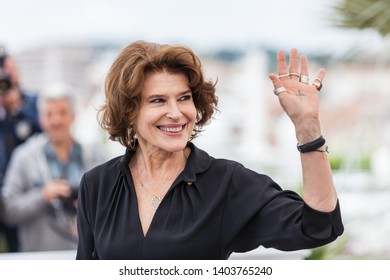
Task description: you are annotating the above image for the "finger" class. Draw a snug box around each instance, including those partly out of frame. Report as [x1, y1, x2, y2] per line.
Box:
[300, 55, 309, 76]
[269, 73, 287, 96]
[278, 73, 290, 81]
[312, 68, 326, 91]
[277, 51, 288, 80]
[288, 48, 299, 80]
[51, 181, 71, 193]
[54, 179, 68, 186]
[269, 73, 283, 89]
[314, 68, 326, 82]
[58, 186, 72, 197]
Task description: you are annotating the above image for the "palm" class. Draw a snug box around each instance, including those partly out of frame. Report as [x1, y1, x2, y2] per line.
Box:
[279, 78, 319, 124]
[269, 49, 324, 127]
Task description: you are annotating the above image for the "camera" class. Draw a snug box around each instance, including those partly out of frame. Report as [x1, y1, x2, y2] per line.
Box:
[60, 186, 79, 215]
[0, 70, 12, 94]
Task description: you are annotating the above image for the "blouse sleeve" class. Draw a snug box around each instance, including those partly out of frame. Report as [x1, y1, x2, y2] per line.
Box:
[222, 164, 344, 254]
[76, 174, 96, 259]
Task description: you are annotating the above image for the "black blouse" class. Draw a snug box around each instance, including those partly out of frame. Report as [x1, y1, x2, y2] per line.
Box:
[76, 142, 343, 260]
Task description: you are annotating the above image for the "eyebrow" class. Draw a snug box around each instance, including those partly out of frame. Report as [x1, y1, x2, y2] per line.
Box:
[146, 90, 192, 100]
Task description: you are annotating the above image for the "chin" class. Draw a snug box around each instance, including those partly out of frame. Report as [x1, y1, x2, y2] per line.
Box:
[160, 141, 189, 153]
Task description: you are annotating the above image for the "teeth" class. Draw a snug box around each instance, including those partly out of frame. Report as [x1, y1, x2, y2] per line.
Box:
[159, 126, 183, 133]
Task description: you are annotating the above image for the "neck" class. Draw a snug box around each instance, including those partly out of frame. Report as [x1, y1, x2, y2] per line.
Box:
[51, 137, 74, 163]
[130, 147, 190, 206]
[135, 148, 189, 178]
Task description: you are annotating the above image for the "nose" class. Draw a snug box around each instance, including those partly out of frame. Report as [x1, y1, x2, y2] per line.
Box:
[47, 112, 66, 128]
[50, 112, 63, 124]
[166, 100, 182, 120]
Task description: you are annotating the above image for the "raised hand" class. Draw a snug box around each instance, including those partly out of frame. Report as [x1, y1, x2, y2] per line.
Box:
[269, 48, 324, 143]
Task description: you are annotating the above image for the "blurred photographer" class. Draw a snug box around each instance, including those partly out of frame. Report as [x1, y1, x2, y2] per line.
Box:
[1, 83, 105, 252]
[0, 46, 41, 252]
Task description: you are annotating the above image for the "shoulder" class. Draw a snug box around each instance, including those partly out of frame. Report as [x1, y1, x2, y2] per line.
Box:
[188, 142, 241, 168]
[19, 92, 40, 128]
[82, 155, 124, 185]
[20, 91, 39, 109]
[189, 142, 259, 180]
[212, 157, 243, 169]
[20, 90, 39, 99]
[190, 143, 275, 187]
[210, 158, 272, 187]
[190, 143, 249, 172]
[5, 134, 47, 176]
[79, 155, 125, 206]
[12, 133, 47, 158]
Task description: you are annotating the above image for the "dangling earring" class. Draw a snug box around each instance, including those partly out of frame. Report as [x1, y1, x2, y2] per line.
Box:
[129, 128, 137, 150]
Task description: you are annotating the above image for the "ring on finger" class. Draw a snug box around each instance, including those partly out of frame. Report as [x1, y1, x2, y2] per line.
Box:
[299, 75, 309, 84]
[289, 72, 299, 78]
[273, 86, 286, 96]
[278, 73, 289, 78]
[313, 79, 323, 91]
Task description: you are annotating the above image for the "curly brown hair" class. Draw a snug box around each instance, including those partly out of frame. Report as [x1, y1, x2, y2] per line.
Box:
[98, 40, 218, 150]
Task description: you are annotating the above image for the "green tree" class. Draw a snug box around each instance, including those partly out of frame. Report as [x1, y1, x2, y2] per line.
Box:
[334, 0, 390, 36]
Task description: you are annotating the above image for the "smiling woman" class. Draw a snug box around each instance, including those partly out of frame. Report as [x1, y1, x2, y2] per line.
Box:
[135, 71, 197, 155]
[75, 40, 343, 260]
[99, 41, 217, 150]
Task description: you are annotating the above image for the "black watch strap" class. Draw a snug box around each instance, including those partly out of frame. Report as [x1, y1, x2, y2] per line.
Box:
[297, 135, 326, 153]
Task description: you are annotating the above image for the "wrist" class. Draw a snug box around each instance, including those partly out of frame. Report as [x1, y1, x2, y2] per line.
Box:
[294, 118, 321, 143]
[297, 136, 326, 153]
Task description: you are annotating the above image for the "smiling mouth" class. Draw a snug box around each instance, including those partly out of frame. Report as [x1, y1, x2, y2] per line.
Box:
[158, 125, 185, 133]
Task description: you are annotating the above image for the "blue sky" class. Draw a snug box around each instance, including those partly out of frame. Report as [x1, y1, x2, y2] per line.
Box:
[0, 0, 383, 55]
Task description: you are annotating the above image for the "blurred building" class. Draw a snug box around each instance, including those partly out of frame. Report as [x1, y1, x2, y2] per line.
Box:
[14, 45, 93, 95]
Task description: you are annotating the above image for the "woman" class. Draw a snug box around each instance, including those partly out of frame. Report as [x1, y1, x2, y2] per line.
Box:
[76, 41, 343, 260]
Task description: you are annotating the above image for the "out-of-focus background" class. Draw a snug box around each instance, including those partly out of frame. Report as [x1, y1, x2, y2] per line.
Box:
[1, 0, 389, 259]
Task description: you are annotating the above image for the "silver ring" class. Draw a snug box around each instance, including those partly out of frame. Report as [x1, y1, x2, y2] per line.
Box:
[289, 72, 299, 78]
[273, 86, 286, 96]
[278, 73, 289, 79]
[299, 75, 309, 83]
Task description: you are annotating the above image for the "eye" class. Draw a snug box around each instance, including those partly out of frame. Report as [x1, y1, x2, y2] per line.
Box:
[150, 98, 165, 104]
[178, 94, 192, 102]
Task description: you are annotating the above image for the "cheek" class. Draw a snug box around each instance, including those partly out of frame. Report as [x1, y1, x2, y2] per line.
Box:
[184, 104, 197, 121]
[134, 111, 159, 131]
[146, 110, 163, 122]
[64, 114, 74, 124]
[40, 115, 52, 127]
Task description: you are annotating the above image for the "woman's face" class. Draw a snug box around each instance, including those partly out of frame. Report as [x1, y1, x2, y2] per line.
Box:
[134, 71, 197, 155]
